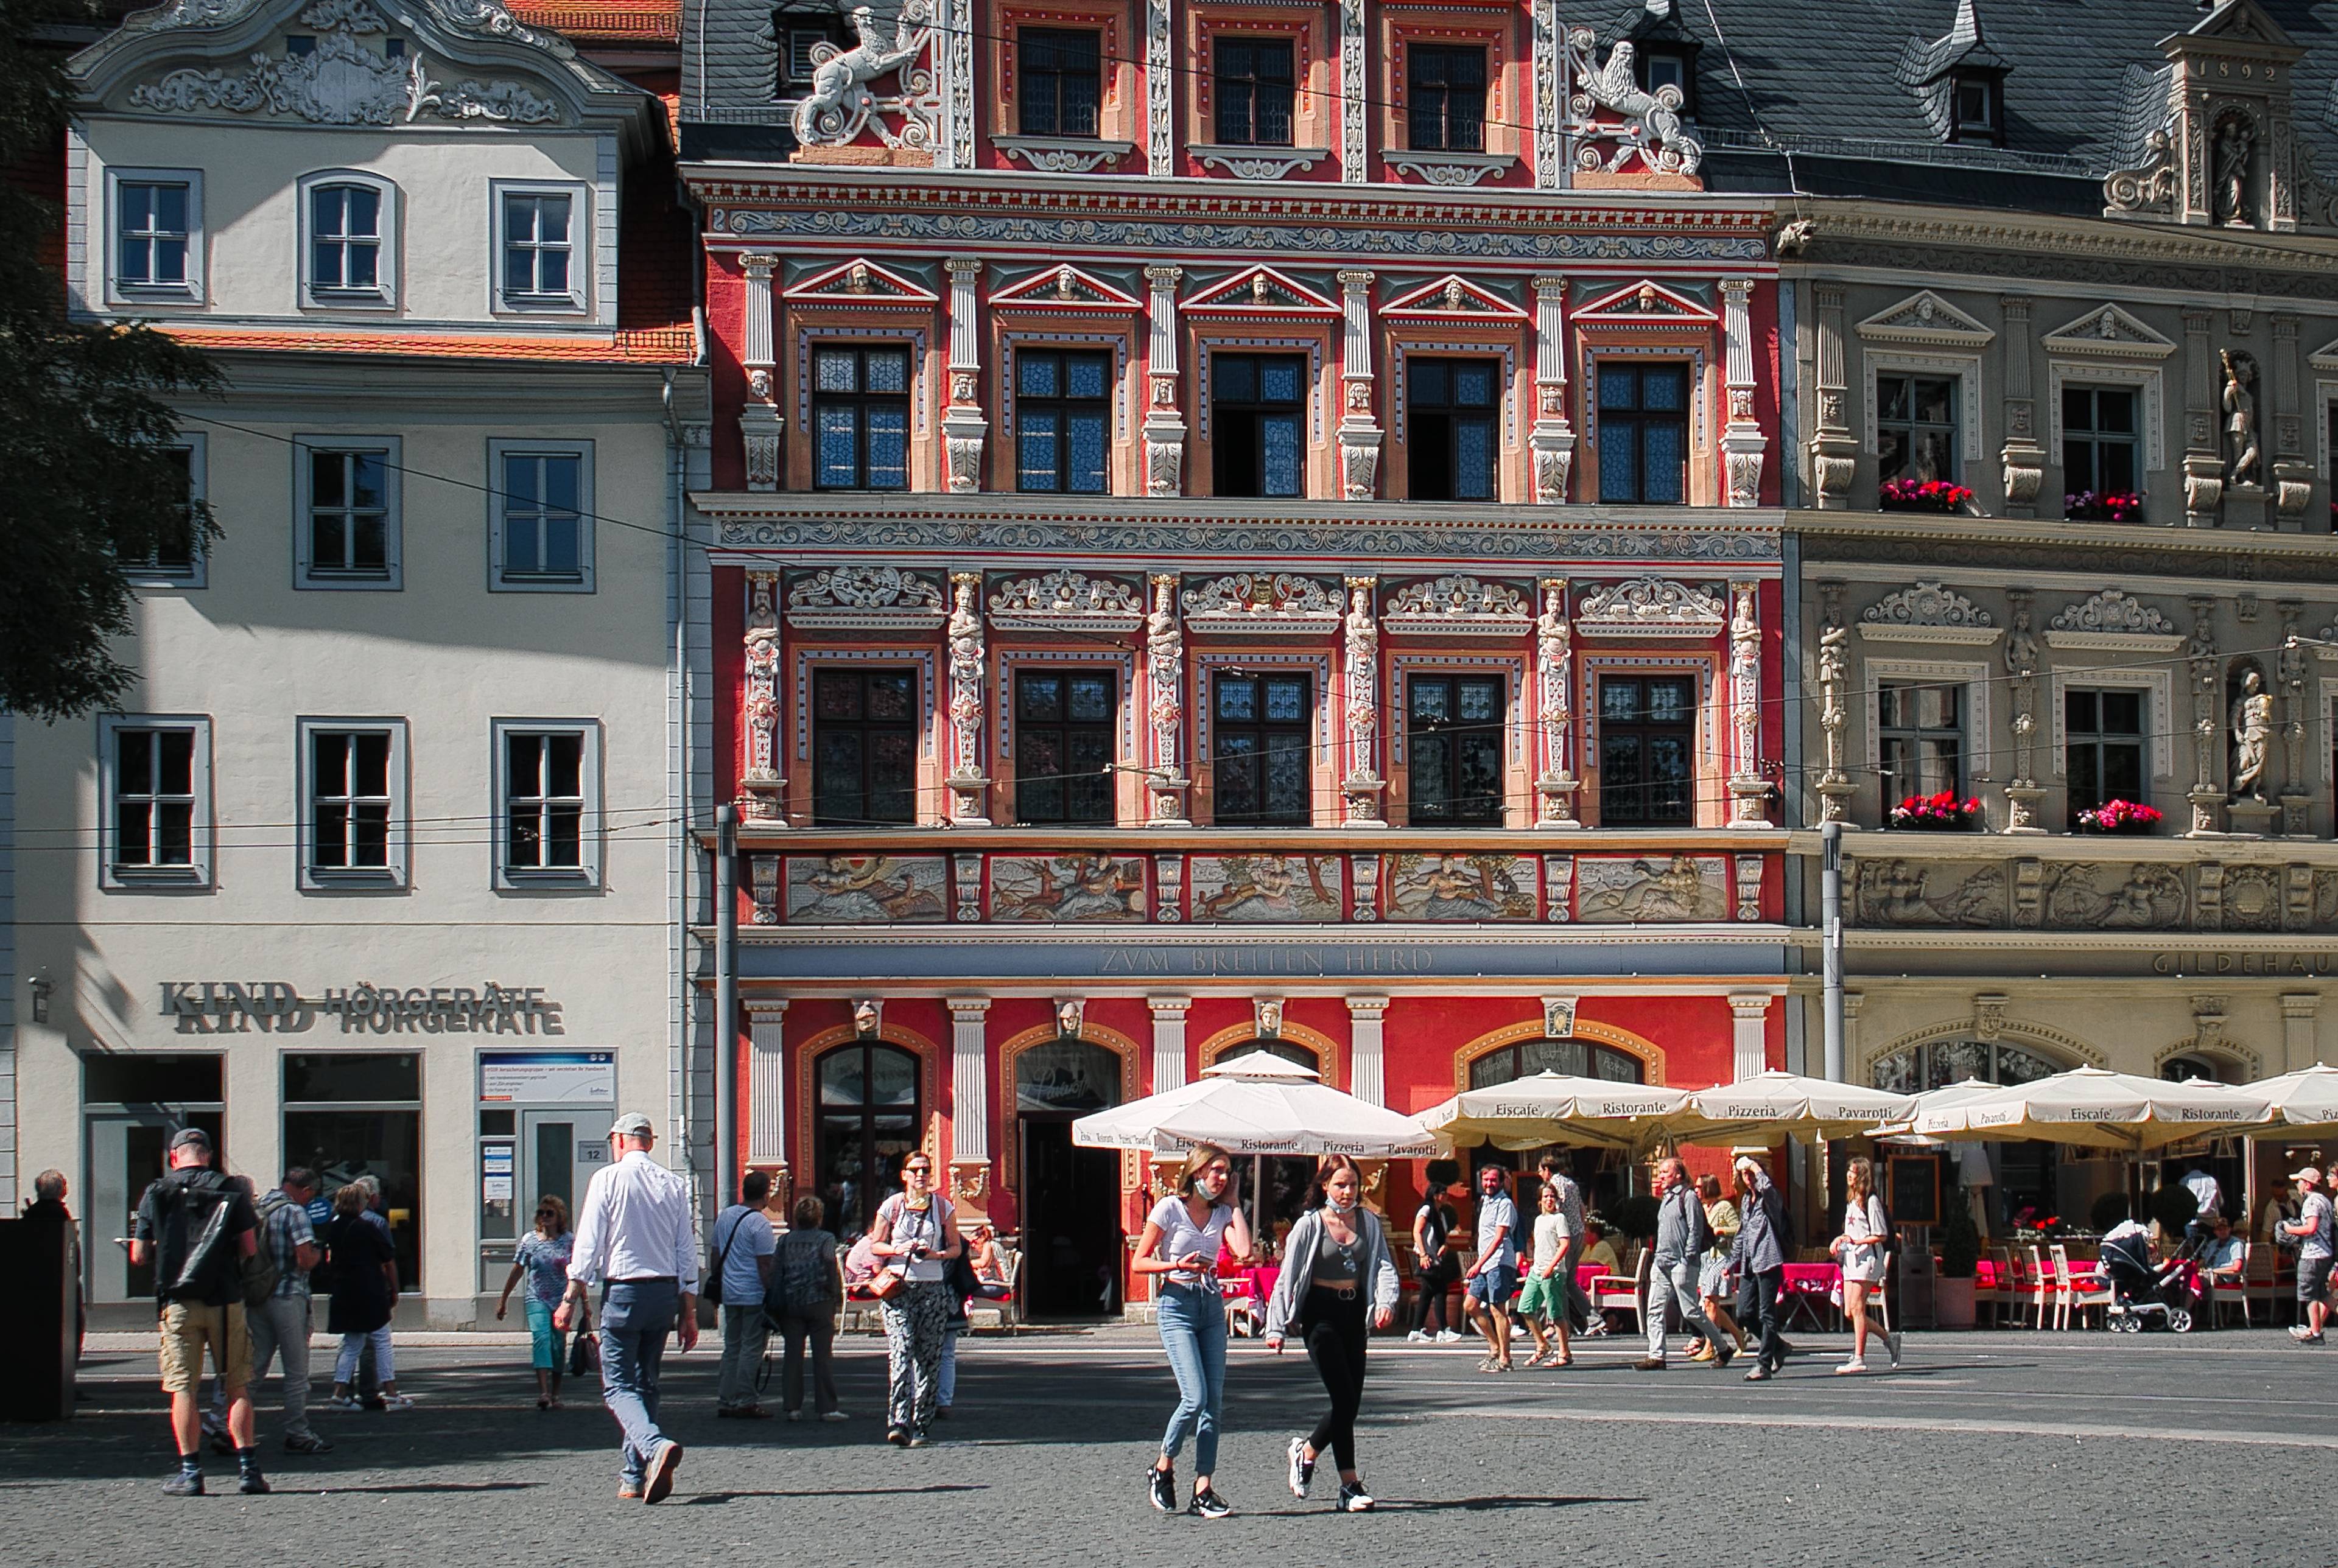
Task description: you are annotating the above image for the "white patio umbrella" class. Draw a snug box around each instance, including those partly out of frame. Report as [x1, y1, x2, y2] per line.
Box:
[2241, 1063, 2338, 1136]
[1878, 1078, 2005, 1146]
[1070, 1050, 1438, 1158]
[1668, 1069, 1919, 1146]
[1416, 1071, 1692, 1153]
[1906, 1065, 2272, 1152]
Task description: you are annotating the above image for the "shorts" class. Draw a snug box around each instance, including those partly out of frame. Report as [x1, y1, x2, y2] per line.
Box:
[159, 1300, 251, 1398]
[1697, 1256, 1729, 1298]
[1467, 1264, 1518, 1306]
[2299, 1253, 2334, 1303]
[1517, 1269, 1569, 1320]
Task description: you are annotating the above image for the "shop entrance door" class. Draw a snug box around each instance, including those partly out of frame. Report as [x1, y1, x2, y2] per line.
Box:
[523, 1109, 614, 1220]
[1018, 1118, 1121, 1318]
[86, 1110, 225, 1305]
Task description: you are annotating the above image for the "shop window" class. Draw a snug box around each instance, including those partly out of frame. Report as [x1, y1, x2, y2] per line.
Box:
[296, 439, 401, 589]
[1019, 28, 1101, 136]
[1015, 1038, 1120, 1113]
[490, 441, 594, 590]
[283, 1052, 423, 1290]
[1407, 673, 1503, 824]
[1468, 1037, 1645, 1089]
[1212, 670, 1313, 825]
[1014, 668, 1116, 825]
[812, 667, 919, 825]
[1406, 44, 1485, 152]
[1408, 357, 1498, 502]
[1211, 352, 1305, 498]
[1212, 38, 1295, 146]
[2062, 386, 2138, 509]
[1596, 363, 1688, 505]
[1016, 349, 1111, 493]
[2064, 687, 2146, 827]
[1598, 674, 1694, 825]
[814, 1040, 920, 1237]
[496, 721, 600, 887]
[300, 719, 409, 889]
[812, 345, 911, 491]
[99, 715, 213, 888]
[1878, 681, 1964, 803]
[1878, 373, 1959, 483]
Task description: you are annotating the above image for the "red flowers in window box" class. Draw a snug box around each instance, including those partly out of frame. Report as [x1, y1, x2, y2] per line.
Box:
[1878, 478, 1975, 513]
[2065, 490, 2144, 523]
[2076, 799, 2162, 834]
[1889, 789, 1982, 830]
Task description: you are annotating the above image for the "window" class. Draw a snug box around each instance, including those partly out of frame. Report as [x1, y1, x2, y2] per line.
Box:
[1598, 674, 1694, 825]
[1878, 374, 1959, 483]
[814, 1041, 921, 1237]
[780, 18, 845, 86]
[1596, 363, 1689, 504]
[1406, 44, 1485, 152]
[1409, 358, 1499, 501]
[100, 716, 211, 887]
[2064, 688, 2146, 825]
[111, 170, 199, 298]
[813, 667, 919, 825]
[300, 720, 408, 888]
[813, 345, 912, 491]
[1213, 38, 1295, 145]
[125, 440, 205, 586]
[1016, 349, 1111, 493]
[301, 173, 394, 306]
[295, 439, 401, 589]
[1639, 48, 1692, 110]
[2062, 386, 2138, 503]
[1212, 670, 1312, 825]
[282, 1053, 422, 1289]
[496, 186, 583, 311]
[1468, 1037, 1645, 1090]
[1019, 28, 1101, 136]
[1211, 353, 1305, 497]
[490, 440, 593, 590]
[1408, 673, 1503, 824]
[496, 721, 600, 887]
[1014, 668, 1116, 824]
[1951, 74, 1998, 142]
[1878, 681, 1963, 803]
[1870, 1038, 2057, 1093]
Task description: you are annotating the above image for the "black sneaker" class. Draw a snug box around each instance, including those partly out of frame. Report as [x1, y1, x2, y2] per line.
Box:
[1188, 1485, 1230, 1519]
[1336, 1482, 1375, 1513]
[1148, 1466, 1177, 1513]
[163, 1471, 205, 1497]
[886, 1426, 910, 1447]
[283, 1433, 333, 1455]
[238, 1469, 270, 1496]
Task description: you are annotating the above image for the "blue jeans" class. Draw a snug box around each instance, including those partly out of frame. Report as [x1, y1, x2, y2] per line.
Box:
[1156, 1284, 1226, 1475]
[598, 1279, 678, 1483]
[939, 1327, 959, 1409]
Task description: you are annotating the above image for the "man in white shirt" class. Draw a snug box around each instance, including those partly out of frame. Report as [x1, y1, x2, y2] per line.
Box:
[556, 1113, 701, 1501]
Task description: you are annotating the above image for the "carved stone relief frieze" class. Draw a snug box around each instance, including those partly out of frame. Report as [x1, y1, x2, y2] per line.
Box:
[1573, 576, 1725, 638]
[1850, 858, 2009, 928]
[1179, 572, 1343, 634]
[787, 565, 946, 631]
[1381, 575, 1532, 639]
[986, 569, 1144, 632]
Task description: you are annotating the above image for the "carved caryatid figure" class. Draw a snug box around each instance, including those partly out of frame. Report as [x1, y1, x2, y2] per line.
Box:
[792, 1, 930, 145]
[2221, 350, 2261, 487]
[1816, 620, 1849, 775]
[2230, 667, 2273, 804]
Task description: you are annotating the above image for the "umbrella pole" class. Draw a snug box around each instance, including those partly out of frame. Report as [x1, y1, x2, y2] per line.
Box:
[1253, 1153, 1264, 1246]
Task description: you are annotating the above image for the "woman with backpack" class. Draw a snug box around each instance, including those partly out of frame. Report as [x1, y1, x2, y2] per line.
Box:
[770, 1195, 848, 1421]
[494, 1193, 577, 1409]
[324, 1182, 410, 1410]
[1833, 1157, 1901, 1373]
[1263, 1154, 1400, 1513]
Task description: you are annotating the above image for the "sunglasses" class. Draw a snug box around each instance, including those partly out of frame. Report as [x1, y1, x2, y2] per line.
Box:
[905, 1165, 932, 1175]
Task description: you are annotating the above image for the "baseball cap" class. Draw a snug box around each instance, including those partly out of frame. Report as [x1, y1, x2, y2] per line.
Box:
[170, 1127, 212, 1153]
[612, 1112, 656, 1139]
[2292, 1166, 2323, 1185]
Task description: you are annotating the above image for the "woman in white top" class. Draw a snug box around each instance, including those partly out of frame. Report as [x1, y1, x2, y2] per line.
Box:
[1831, 1157, 1899, 1373]
[1131, 1142, 1252, 1519]
[867, 1152, 963, 1445]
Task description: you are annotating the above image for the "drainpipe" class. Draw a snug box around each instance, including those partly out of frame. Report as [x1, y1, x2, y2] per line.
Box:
[715, 803, 738, 1212]
[1822, 820, 1845, 1083]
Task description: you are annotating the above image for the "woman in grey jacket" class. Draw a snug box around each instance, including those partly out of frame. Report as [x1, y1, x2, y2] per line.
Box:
[1263, 1155, 1400, 1513]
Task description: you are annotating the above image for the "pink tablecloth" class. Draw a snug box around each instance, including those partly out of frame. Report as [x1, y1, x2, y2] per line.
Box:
[1232, 1264, 1280, 1304]
[1780, 1262, 1842, 1296]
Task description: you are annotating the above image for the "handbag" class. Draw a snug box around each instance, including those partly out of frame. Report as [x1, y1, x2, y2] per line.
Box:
[866, 1265, 907, 1301]
[568, 1328, 599, 1376]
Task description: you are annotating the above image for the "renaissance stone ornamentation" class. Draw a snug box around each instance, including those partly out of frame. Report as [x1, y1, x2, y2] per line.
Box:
[1382, 576, 1531, 638]
[788, 0, 939, 153]
[1144, 575, 1190, 825]
[2220, 349, 2261, 486]
[1532, 578, 1578, 827]
[1816, 615, 1851, 824]
[1341, 578, 1385, 825]
[1573, 576, 1725, 637]
[2050, 589, 2175, 637]
[1852, 859, 2008, 928]
[787, 565, 946, 630]
[2229, 666, 2273, 805]
[944, 572, 989, 824]
[739, 572, 786, 824]
[986, 569, 1144, 631]
[2186, 601, 2223, 835]
[1564, 32, 1703, 175]
[1727, 581, 1765, 825]
[1179, 572, 1343, 632]
[2003, 590, 2043, 832]
[1861, 581, 1993, 630]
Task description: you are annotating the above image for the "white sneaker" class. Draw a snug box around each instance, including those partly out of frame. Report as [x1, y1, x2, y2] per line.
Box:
[1406, 1329, 1428, 1343]
[379, 1393, 416, 1410]
[1433, 1329, 1463, 1344]
[1287, 1435, 1315, 1499]
[821, 1410, 851, 1422]
[1834, 1359, 1867, 1375]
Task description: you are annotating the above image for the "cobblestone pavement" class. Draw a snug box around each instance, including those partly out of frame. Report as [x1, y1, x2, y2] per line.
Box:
[6, 1326, 2328, 1568]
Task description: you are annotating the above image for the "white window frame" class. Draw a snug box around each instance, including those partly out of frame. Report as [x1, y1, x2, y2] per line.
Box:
[1866, 658, 1992, 790]
[491, 181, 589, 315]
[296, 717, 410, 891]
[297, 169, 398, 310]
[106, 166, 203, 306]
[2047, 362, 2164, 487]
[486, 438, 595, 592]
[126, 434, 208, 590]
[491, 719, 602, 889]
[97, 714, 214, 891]
[293, 436, 403, 590]
[1862, 351, 1984, 482]
[2050, 670, 2172, 780]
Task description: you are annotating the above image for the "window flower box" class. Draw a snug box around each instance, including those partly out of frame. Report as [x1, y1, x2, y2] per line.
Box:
[1888, 789, 1982, 830]
[2065, 490, 2144, 523]
[1878, 478, 1974, 514]
[2075, 799, 2161, 835]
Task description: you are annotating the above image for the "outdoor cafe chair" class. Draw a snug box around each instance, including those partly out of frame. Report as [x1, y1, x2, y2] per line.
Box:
[1592, 1248, 1650, 1333]
[2022, 1245, 2052, 1330]
[2051, 1243, 2111, 1331]
[2207, 1241, 2250, 1329]
[1978, 1246, 2014, 1328]
[2242, 1239, 2286, 1327]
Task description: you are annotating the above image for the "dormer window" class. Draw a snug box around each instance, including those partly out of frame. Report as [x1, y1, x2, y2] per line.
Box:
[1951, 73, 1999, 141]
[1630, 40, 1698, 118]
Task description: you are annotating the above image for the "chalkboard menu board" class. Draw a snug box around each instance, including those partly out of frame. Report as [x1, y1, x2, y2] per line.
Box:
[1888, 1155, 1942, 1226]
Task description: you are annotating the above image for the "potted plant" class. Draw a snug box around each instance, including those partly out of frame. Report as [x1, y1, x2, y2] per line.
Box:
[1889, 789, 1983, 830]
[1879, 478, 1976, 514]
[2075, 799, 2163, 835]
[2064, 490, 2145, 523]
[1935, 1192, 1981, 1329]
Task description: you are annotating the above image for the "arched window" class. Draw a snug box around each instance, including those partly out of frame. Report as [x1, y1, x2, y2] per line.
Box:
[1015, 1038, 1120, 1113]
[1467, 1037, 1645, 1090]
[1217, 1040, 1319, 1075]
[2160, 1054, 2220, 1083]
[1869, 1039, 2060, 1093]
[813, 1041, 919, 1238]
[297, 170, 397, 307]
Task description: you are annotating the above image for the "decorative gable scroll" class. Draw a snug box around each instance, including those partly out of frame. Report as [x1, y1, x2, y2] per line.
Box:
[787, 565, 947, 631]
[1181, 267, 1341, 317]
[986, 570, 1145, 632]
[1855, 290, 1995, 348]
[1855, 581, 2002, 646]
[2043, 588, 2184, 653]
[784, 258, 940, 307]
[1178, 572, 1343, 635]
[1573, 576, 1725, 639]
[988, 265, 1142, 313]
[1381, 576, 1533, 639]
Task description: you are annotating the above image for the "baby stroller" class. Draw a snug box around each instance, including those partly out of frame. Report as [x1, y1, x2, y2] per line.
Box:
[2098, 1226, 2197, 1334]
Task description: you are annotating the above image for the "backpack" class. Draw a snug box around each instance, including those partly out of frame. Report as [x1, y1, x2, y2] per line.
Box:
[1679, 1189, 1713, 1258]
[240, 1193, 287, 1308]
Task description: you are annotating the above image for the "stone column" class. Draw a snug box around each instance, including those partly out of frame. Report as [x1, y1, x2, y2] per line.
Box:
[1809, 283, 1857, 508]
[1815, 580, 1855, 824]
[947, 998, 991, 1205]
[1727, 579, 1768, 825]
[1144, 573, 1191, 825]
[2279, 599, 2311, 833]
[2185, 595, 2225, 836]
[1336, 271, 1382, 498]
[2182, 309, 2224, 527]
[1533, 576, 1579, 826]
[739, 253, 783, 490]
[939, 0, 974, 169]
[1142, 266, 1186, 495]
[746, 1000, 790, 1187]
[1347, 997, 1389, 1107]
[2282, 992, 2321, 1071]
[2003, 588, 2044, 832]
[1145, 0, 1173, 176]
[1999, 295, 2044, 517]
[1528, 277, 1576, 502]
[945, 572, 991, 824]
[1719, 279, 1769, 507]
[740, 570, 788, 824]
[941, 258, 986, 492]
[1148, 996, 1191, 1092]
[1341, 576, 1386, 824]
[1729, 992, 1772, 1082]
[2272, 314, 2314, 526]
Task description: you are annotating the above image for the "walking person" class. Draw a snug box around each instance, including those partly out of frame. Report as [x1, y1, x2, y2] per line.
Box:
[1461, 1164, 1518, 1373]
[494, 1193, 577, 1409]
[711, 1171, 778, 1419]
[867, 1151, 963, 1447]
[1690, 1174, 1748, 1360]
[2283, 1167, 2333, 1345]
[127, 1128, 267, 1496]
[1406, 1177, 1466, 1343]
[1636, 1157, 1733, 1372]
[555, 1111, 700, 1502]
[1516, 1182, 1573, 1368]
[1537, 1155, 1593, 1348]
[769, 1195, 847, 1422]
[248, 1169, 331, 1453]
[1834, 1157, 1901, 1373]
[324, 1183, 410, 1411]
[1730, 1155, 1790, 1381]
[1132, 1143, 1253, 1518]
[1264, 1155, 1400, 1513]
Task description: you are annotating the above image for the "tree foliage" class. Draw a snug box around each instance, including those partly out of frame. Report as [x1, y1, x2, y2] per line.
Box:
[0, 0, 220, 720]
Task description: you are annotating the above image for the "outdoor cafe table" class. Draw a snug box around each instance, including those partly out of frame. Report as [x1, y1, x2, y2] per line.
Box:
[1777, 1262, 1842, 1332]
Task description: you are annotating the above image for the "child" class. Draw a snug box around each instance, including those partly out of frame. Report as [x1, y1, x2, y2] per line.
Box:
[1516, 1185, 1573, 1368]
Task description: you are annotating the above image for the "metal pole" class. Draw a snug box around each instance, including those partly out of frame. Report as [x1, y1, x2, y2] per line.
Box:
[1822, 820, 1845, 1083]
[715, 804, 739, 1213]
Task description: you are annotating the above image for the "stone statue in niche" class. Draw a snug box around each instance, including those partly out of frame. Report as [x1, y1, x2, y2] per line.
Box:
[2229, 667, 2273, 803]
[2214, 117, 2254, 228]
[2221, 350, 2260, 486]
